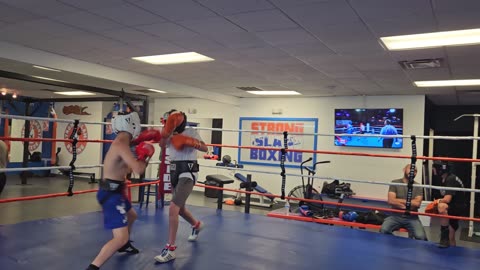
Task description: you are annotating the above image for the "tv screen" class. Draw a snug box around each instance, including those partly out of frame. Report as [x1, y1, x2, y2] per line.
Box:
[334, 108, 403, 148]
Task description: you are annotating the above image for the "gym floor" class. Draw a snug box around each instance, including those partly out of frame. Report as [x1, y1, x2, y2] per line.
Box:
[1, 175, 480, 249]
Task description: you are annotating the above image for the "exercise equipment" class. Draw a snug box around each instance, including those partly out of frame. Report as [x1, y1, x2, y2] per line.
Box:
[233, 173, 276, 208]
[56, 147, 97, 184]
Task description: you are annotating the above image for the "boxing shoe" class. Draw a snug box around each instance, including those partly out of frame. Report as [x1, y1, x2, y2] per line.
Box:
[438, 226, 450, 248]
[188, 221, 204, 242]
[155, 244, 176, 263]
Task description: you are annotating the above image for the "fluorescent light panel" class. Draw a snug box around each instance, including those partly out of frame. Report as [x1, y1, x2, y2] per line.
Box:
[33, 65, 61, 72]
[380, 28, 480, 50]
[148, 89, 167, 93]
[54, 91, 96, 96]
[415, 79, 480, 87]
[247, 91, 301, 95]
[132, 52, 214, 65]
[32, 76, 67, 82]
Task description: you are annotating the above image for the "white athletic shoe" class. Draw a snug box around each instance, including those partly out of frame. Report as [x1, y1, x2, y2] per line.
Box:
[154, 246, 176, 263]
[188, 221, 204, 242]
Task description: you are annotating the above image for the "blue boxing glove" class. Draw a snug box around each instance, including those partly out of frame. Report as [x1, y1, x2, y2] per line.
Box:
[300, 205, 313, 217]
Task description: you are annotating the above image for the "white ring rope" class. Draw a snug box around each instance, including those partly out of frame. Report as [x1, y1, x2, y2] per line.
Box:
[2, 114, 480, 141]
[1, 114, 156, 128]
[0, 165, 103, 173]
[200, 164, 480, 194]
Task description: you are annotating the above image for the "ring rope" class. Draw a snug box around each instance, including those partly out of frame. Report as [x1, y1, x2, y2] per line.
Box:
[194, 183, 480, 223]
[200, 164, 480, 194]
[3, 114, 480, 141]
[405, 135, 417, 215]
[0, 165, 103, 173]
[2, 135, 480, 164]
[0, 180, 160, 203]
[205, 143, 480, 163]
[0, 136, 112, 144]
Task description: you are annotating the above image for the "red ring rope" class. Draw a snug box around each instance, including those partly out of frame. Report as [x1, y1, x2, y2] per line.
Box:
[206, 143, 480, 163]
[0, 181, 159, 203]
[0, 136, 112, 144]
[1, 136, 479, 163]
[194, 183, 480, 223]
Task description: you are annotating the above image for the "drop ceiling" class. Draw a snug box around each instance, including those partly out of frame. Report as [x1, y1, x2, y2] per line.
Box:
[0, 0, 479, 104]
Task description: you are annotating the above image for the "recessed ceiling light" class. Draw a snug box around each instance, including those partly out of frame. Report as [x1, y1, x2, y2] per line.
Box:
[32, 76, 67, 82]
[148, 89, 167, 93]
[414, 79, 480, 87]
[12, 93, 17, 99]
[380, 28, 480, 50]
[53, 91, 96, 96]
[132, 52, 214, 65]
[247, 91, 301, 95]
[33, 65, 61, 72]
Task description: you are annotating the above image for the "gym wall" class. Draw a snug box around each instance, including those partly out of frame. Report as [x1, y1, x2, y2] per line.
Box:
[154, 95, 425, 200]
[54, 102, 105, 178]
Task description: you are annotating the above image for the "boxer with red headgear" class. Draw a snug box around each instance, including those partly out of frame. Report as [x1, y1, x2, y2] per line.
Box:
[155, 109, 208, 263]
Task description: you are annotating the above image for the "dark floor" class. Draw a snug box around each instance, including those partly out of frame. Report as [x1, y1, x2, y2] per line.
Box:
[1, 175, 480, 250]
[2, 204, 480, 270]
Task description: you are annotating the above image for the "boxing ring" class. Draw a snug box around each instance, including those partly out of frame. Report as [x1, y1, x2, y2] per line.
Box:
[1, 113, 480, 270]
[2, 205, 480, 270]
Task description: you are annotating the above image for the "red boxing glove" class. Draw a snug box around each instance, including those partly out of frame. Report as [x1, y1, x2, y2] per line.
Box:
[425, 199, 440, 214]
[132, 129, 161, 145]
[170, 134, 201, 150]
[161, 112, 185, 138]
[135, 142, 155, 162]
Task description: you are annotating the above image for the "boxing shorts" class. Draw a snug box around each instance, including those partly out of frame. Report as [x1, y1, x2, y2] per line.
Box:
[170, 160, 199, 188]
[97, 179, 132, 229]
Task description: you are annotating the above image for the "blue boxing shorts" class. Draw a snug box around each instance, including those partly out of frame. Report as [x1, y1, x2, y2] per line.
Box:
[97, 179, 132, 230]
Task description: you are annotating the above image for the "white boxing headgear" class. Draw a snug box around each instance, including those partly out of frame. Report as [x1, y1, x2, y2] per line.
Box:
[111, 112, 141, 140]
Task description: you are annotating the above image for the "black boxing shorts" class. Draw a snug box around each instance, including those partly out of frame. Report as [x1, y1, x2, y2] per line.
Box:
[169, 160, 199, 188]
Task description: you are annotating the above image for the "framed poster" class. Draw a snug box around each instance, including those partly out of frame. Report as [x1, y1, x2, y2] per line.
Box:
[238, 117, 318, 168]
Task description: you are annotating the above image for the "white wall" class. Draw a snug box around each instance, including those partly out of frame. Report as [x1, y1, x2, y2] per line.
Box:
[54, 102, 105, 177]
[10, 119, 44, 162]
[153, 95, 425, 200]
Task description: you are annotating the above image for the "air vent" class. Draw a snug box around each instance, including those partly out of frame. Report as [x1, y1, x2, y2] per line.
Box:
[399, 58, 443, 70]
[236, 86, 263, 91]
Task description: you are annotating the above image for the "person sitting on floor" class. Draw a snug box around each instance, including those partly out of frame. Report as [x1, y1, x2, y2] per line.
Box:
[380, 164, 427, 240]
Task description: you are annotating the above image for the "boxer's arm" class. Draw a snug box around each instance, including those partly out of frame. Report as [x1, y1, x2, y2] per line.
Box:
[192, 130, 208, 152]
[118, 143, 147, 175]
[440, 194, 452, 204]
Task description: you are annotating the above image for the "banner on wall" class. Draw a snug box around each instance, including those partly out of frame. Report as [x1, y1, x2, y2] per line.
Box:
[238, 117, 318, 168]
[21, 120, 42, 152]
[64, 123, 89, 154]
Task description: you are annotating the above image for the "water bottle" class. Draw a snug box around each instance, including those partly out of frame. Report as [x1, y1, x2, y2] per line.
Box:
[284, 200, 290, 216]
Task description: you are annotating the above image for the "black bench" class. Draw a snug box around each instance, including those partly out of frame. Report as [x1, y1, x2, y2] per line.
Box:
[205, 174, 235, 210]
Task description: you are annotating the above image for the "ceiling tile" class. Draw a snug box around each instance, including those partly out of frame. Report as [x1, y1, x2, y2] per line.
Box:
[52, 11, 124, 32]
[283, 1, 359, 27]
[270, 0, 332, 8]
[136, 22, 199, 40]
[278, 41, 334, 57]
[58, 0, 125, 10]
[256, 28, 318, 45]
[227, 9, 298, 32]
[14, 19, 90, 39]
[211, 32, 266, 49]
[91, 3, 166, 26]
[196, 0, 274, 15]
[0, 2, 41, 23]
[171, 36, 226, 52]
[179, 17, 245, 35]
[131, 0, 217, 21]
[0, 0, 80, 17]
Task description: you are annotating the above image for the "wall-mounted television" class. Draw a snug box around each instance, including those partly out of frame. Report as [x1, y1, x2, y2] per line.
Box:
[334, 108, 403, 149]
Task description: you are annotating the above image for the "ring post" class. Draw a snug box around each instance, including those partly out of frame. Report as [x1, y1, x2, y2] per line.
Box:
[67, 120, 80, 196]
[405, 135, 417, 215]
[280, 131, 288, 200]
[454, 114, 480, 237]
[244, 174, 252, 214]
